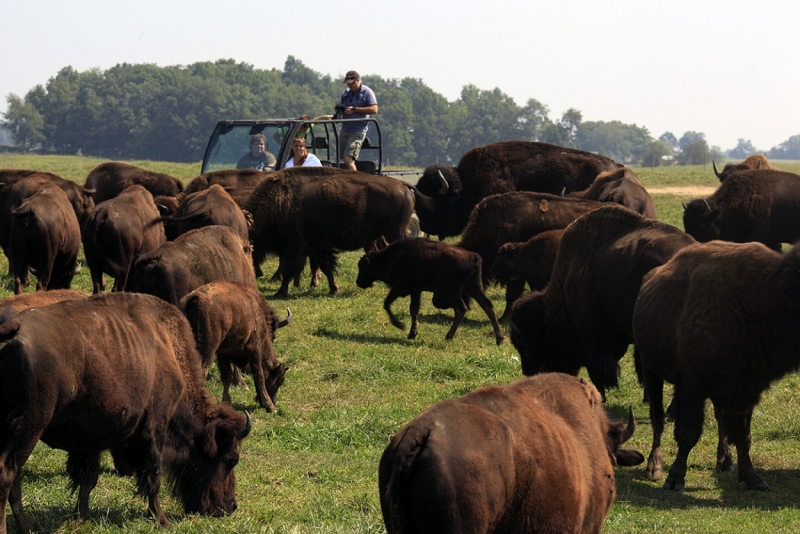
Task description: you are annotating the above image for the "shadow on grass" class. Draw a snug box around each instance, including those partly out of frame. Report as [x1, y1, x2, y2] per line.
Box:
[19, 498, 154, 532]
[313, 327, 415, 347]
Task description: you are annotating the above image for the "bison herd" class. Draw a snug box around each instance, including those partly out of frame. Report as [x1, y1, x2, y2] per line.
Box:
[1, 142, 799, 532]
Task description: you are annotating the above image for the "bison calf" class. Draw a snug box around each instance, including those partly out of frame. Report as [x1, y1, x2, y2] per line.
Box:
[356, 238, 505, 344]
[379, 373, 644, 534]
[180, 281, 290, 412]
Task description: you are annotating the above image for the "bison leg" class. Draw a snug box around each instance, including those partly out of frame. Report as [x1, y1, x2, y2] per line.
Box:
[246, 348, 277, 413]
[219, 355, 235, 403]
[664, 384, 706, 491]
[383, 287, 406, 331]
[8, 470, 33, 534]
[66, 451, 101, 521]
[315, 250, 339, 295]
[720, 408, 769, 490]
[444, 296, 468, 342]
[465, 280, 505, 345]
[712, 401, 734, 474]
[499, 279, 526, 321]
[408, 291, 421, 340]
[643, 370, 665, 483]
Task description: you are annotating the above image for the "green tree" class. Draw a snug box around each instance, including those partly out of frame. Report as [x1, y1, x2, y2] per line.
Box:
[678, 131, 705, 151]
[401, 77, 453, 165]
[768, 135, 800, 159]
[659, 131, 678, 151]
[678, 139, 709, 165]
[540, 108, 582, 148]
[640, 140, 672, 167]
[1, 93, 45, 149]
[728, 138, 758, 159]
[447, 85, 527, 158]
[576, 120, 651, 163]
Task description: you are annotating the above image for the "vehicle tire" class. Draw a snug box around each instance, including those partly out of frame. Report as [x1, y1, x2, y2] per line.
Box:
[407, 213, 425, 238]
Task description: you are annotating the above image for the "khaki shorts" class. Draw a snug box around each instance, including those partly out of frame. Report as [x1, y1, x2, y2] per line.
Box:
[339, 130, 366, 160]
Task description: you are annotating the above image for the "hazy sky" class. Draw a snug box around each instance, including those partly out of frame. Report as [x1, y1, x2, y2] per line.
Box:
[3, 0, 799, 152]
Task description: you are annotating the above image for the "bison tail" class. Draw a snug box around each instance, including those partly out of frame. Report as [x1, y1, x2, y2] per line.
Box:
[379, 426, 430, 533]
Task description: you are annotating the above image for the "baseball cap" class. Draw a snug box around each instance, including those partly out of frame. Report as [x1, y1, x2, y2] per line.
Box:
[344, 70, 360, 81]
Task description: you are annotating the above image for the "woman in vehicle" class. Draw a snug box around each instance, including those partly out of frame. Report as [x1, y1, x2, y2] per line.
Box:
[284, 137, 322, 168]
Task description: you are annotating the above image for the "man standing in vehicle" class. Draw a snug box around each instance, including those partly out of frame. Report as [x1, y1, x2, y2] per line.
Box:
[337, 70, 378, 171]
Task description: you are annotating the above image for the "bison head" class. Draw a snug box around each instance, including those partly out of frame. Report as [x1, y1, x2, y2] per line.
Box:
[682, 198, 720, 242]
[264, 361, 289, 411]
[605, 407, 645, 467]
[414, 164, 470, 238]
[488, 242, 524, 282]
[356, 253, 378, 289]
[170, 407, 251, 517]
[510, 292, 582, 377]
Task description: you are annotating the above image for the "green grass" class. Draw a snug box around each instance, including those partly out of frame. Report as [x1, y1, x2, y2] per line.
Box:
[1, 155, 800, 532]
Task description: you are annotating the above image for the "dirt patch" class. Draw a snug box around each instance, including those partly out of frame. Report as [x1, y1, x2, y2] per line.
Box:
[647, 185, 716, 197]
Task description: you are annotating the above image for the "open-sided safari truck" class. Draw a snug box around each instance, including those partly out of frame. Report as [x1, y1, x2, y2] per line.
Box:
[200, 117, 423, 235]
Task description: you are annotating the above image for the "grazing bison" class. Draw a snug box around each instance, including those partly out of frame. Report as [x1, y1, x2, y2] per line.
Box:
[0, 173, 93, 269]
[82, 185, 166, 293]
[683, 169, 800, 251]
[180, 281, 291, 412]
[0, 292, 251, 534]
[713, 154, 778, 182]
[0, 289, 88, 324]
[86, 162, 184, 204]
[633, 240, 800, 492]
[356, 238, 505, 344]
[245, 167, 414, 298]
[413, 141, 622, 238]
[568, 167, 657, 218]
[488, 229, 563, 315]
[379, 373, 644, 534]
[151, 184, 249, 242]
[183, 169, 268, 201]
[510, 205, 696, 399]
[133, 225, 257, 306]
[456, 191, 606, 319]
[10, 185, 82, 294]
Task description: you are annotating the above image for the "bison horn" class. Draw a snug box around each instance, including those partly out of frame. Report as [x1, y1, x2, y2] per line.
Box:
[238, 410, 252, 439]
[681, 202, 687, 210]
[712, 160, 722, 179]
[437, 170, 449, 195]
[703, 199, 712, 213]
[621, 406, 636, 443]
[560, 187, 566, 197]
[277, 308, 292, 328]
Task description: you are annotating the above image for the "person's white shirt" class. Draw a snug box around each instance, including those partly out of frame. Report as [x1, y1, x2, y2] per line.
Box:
[285, 154, 322, 168]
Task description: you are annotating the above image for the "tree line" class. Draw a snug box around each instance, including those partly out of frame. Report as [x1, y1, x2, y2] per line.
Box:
[3, 57, 799, 166]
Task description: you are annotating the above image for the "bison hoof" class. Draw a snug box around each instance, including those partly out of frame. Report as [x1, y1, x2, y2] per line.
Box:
[741, 471, 770, 491]
[663, 471, 685, 491]
[716, 456, 734, 474]
[408, 330, 418, 340]
[495, 334, 506, 346]
[646, 451, 663, 481]
[391, 320, 405, 330]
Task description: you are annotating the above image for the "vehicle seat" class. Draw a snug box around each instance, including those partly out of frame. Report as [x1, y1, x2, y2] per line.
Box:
[355, 161, 377, 174]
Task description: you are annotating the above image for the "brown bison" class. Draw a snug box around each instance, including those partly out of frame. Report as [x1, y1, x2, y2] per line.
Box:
[82, 185, 166, 293]
[488, 229, 563, 315]
[356, 238, 505, 344]
[183, 169, 268, 202]
[379, 373, 644, 534]
[568, 167, 657, 218]
[0, 289, 88, 324]
[151, 184, 249, 242]
[180, 281, 291, 412]
[712, 154, 778, 182]
[683, 169, 800, 251]
[10, 185, 82, 294]
[133, 225, 256, 306]
[245, 167, 414, 298]
[510, 205, 696, 399]
[633, 240, 800, 492]
[413, 141, 622, 238]
[455, 191, 606, 319]
[86, 162, 184, 204]
[0, 292, 251, 534]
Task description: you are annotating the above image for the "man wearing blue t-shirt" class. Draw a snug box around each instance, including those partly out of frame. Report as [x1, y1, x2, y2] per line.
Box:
[337, 70, 378, 170]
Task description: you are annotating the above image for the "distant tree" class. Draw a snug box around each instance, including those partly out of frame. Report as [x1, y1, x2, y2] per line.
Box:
[677, 139, 709, 165]
[768, 135, 800, 160]
[576, 120, 651, 163]
[447, 85, 526, 158]
[401, 77, 453, 165]
[1, 93, 45, 149]
[640, 140, 672, 167]
[709, 145, 726, 164]
[540, 108, 582, 148]
[678, 131, 706, 151]
[519, 98, 551, 141]
[659, 131, 678, 151]
[728, 138, 758, 159]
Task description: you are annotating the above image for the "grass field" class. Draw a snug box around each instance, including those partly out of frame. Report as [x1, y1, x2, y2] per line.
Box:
[1, 154, 800, 533]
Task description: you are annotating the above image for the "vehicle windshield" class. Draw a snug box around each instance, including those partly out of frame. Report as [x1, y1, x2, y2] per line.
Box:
[202, 122, 291, 173]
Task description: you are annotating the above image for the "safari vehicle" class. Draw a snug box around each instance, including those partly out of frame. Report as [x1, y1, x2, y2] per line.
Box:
[200, 116, 423, 235]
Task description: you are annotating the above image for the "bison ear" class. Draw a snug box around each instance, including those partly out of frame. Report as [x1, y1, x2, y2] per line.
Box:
[199, 423, 219, 457]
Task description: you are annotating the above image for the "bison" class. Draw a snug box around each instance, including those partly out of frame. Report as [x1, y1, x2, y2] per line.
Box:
[0, 289, 88, 324]
[150, 184, 249, 242]
[633, 240, 800, 492]
[86, 162, 184, 204]
[133, 225, 257, 306]
[0, 292, 251, 534]
[82, 185, 166, 293]
[456, 191, 607, 319]
[712, 154, 778, 182]
[567, 167, 657, 218]
[356, 238, 505, 344]
[245, 167, 414, 298]
[183, 169, 268, 201]
[487, 229, 563, 314]
[180, 281, 291, 412]
[510, 205, 696, 399]
[379, 373, 643, 534]
[683, 169, 800, 251]
[413, 141, 622, 238]
[9, 185, 82, 294]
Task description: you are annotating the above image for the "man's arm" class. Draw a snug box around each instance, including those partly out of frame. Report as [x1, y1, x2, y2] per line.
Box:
[350, 104, 378, 115]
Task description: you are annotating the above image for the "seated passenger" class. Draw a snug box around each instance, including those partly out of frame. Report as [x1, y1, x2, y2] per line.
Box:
[236, 134, 276, 171]
[285, 137, 322, 168]
[273, 114, 313, 146]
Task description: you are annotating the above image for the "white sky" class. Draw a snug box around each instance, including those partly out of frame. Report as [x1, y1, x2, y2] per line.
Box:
[2, 0, 799, 152]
